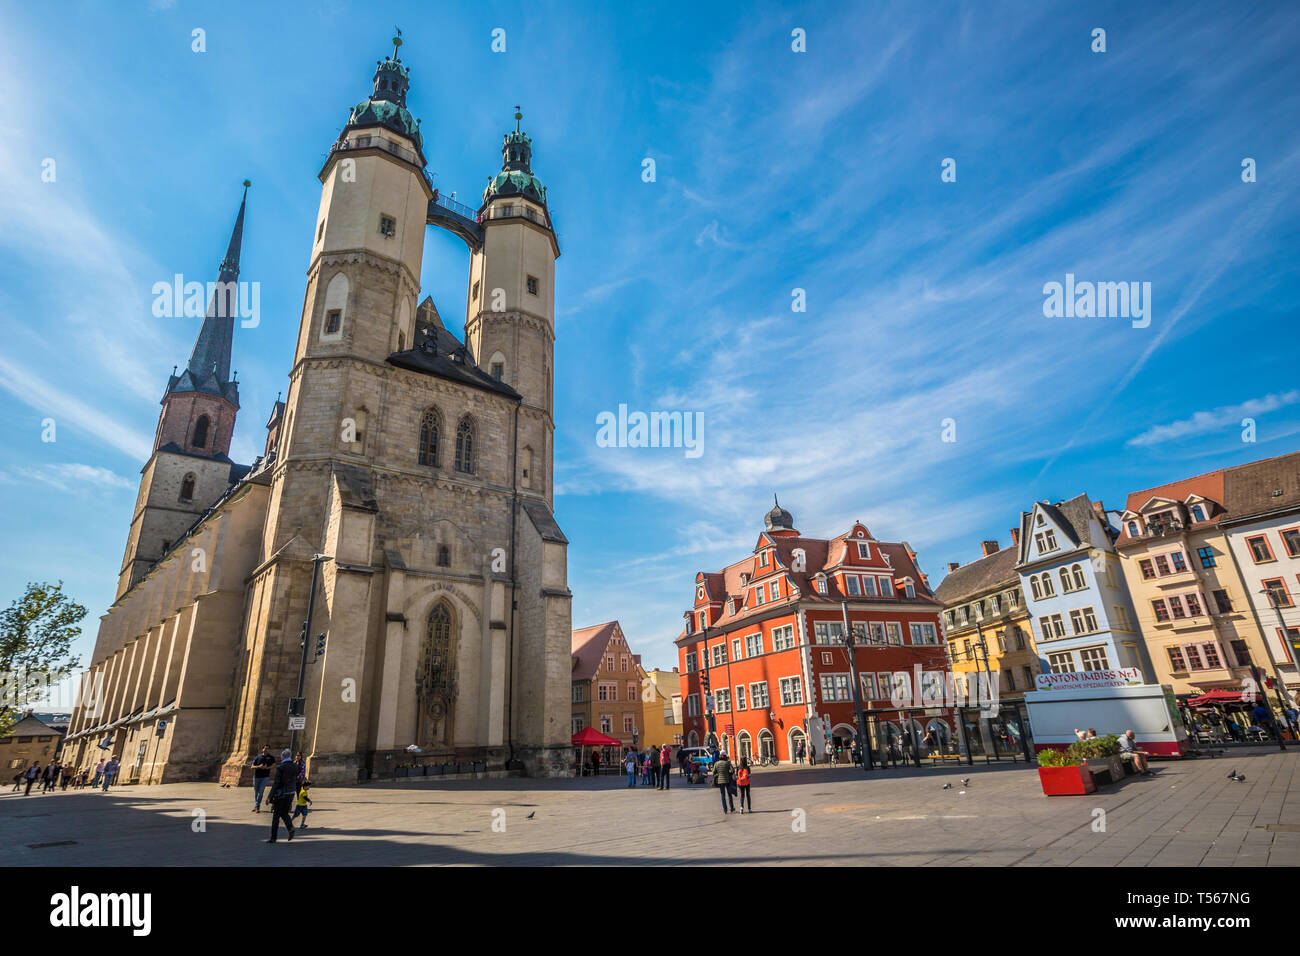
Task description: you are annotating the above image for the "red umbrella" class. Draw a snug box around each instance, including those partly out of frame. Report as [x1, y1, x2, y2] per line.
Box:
[571, 726, 623, 747]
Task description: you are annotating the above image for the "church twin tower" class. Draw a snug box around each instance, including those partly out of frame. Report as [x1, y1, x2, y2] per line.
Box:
[87, 39, 573, 783]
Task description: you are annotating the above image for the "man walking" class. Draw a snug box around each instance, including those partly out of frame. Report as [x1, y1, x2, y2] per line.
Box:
[23, 761, 41, 796]
[101, 757, 119, 792]
[266, 749, 298, 843]
[41, 761, 58, 793]
[250, 745, 275, 812]
[712, 750, 735, 814]
[649, 743, 661, 789]
[659, 743, 672, 790]
[91, 758, 104, 789]
[624, 748, 637, 787]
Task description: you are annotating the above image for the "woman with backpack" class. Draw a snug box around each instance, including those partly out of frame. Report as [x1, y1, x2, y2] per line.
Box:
[712, 751, 736, 814]
[735, 757, 752, 813]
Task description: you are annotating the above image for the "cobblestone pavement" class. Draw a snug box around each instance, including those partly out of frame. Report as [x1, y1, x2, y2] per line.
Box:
[4, 746, 1297, 866]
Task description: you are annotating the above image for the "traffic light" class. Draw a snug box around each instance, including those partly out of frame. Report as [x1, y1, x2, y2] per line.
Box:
[315, 633, 327, 658]
[299, 622, 308, 649]
[700, 671, 711, 692]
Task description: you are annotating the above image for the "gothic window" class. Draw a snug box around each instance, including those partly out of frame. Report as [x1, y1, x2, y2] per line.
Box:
[417, 600, 458, 735]
[179, 474, 196, 503]
[418, 408, 441, 466]
[192, 415, 210, 449]
[437, 546, 450, 567]
[455, 418, 475, 474]
[325, 310, 341, 334]
[526, 275, 539, 296]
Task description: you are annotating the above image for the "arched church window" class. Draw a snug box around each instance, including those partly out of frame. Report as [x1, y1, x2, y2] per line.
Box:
[417, 601, 458, 726]
[437, 546, 450, 567]
[192, 415, 210, 448]
[179, 474, 196, 503]
[455, 418, 475, 474]
[418, 408, 441, 466]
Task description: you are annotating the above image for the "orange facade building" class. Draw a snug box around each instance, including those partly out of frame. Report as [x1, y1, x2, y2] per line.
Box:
[675, 500, 954, 763]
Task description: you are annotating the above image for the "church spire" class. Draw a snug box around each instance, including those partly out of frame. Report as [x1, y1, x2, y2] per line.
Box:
[177, 181, 248, 399]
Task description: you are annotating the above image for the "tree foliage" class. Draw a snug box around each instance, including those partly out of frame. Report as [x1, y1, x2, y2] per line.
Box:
[0, 581, 86, 729]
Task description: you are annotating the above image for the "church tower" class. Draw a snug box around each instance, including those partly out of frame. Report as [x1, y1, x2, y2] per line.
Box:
[116, 184, 249, 598]
[464, 110, 559, 505]
[219, 37, 572, 786]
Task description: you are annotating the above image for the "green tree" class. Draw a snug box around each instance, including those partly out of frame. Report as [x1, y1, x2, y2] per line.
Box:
[0, 581, 86, 735]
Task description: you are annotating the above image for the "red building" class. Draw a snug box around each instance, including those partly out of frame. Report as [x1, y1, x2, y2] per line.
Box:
[674, 500, 954, 762]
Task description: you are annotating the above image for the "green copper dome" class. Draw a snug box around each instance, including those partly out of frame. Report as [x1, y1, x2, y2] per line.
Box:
[347, 97, 424, 152]
[482, 112, 546, 206]
[483, 169, 546, 205]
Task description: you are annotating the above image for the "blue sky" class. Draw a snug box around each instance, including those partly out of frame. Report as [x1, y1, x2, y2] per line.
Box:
[1, 0, 1298, 680]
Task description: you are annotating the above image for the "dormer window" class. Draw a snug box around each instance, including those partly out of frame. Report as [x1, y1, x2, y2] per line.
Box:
[1190, 504, 1206, 523]
[815, 577, 827, 595]
[1127, 520, 1139, 537]
[857, 542, 869, 559]
[759, 551, 769, 566]
[904, 581, 916, 599]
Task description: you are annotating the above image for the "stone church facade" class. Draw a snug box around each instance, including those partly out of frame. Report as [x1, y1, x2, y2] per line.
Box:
[64, 40, 573, 784]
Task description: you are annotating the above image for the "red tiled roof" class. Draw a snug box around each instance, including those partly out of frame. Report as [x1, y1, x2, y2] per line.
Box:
[571, 621, 620, 681]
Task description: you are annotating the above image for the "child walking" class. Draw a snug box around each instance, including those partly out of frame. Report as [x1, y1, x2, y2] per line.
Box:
[736, 757, 753, 813]
[291, 781, 313, 828]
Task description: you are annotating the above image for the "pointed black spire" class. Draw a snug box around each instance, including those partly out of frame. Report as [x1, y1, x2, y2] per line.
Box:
[216, 180, 249, 281]
[170, 181, 248, 405]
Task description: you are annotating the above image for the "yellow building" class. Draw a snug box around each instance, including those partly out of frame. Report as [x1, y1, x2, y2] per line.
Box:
[639, 667, 683, 749]
[1115, 471, 1275, 698]
[934, 538, 1041, 706]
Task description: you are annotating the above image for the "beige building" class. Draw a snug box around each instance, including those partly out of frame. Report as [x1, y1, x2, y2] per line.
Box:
[1, 715, 65, 777]
[1116, 469, 1272, 697]
[65, 41, 573, 784]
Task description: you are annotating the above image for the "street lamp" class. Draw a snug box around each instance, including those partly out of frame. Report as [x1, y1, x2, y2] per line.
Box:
[839, 601, 874, 772]
[290, 553, 333, 756]
[1258, 587, 1299, 736]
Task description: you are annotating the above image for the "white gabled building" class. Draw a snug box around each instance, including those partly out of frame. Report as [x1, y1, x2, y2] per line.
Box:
[1015, 494, 1153, 681]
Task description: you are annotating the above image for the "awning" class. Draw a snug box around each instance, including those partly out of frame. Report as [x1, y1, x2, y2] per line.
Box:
[1187, 689, 1253, 707]
[571, 726, 623, 747]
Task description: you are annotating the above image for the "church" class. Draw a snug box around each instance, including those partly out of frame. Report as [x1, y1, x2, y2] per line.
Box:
[63, 38, 574, 784]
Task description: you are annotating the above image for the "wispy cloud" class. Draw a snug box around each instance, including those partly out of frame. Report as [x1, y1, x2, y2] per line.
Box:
[0, 463, 132, 493]
[0, 354, 152, 460]
[1128, 391, 1300, 447]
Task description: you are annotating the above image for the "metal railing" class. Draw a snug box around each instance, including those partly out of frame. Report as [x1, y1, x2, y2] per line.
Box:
[430, 192, 477, 221]
[331, 135, 422, 168]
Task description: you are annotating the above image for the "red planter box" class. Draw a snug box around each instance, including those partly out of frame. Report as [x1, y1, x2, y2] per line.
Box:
[1038, 765, 1096, 796]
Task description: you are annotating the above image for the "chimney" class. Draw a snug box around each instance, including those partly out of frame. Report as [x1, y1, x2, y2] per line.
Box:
[1090, 500, 1105, 518]
[1010, 527, 1020, 546]
[947, 561, 960, 573]
[980, 540, 999, 557]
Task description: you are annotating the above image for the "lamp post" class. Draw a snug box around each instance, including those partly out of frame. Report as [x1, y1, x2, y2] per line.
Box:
[1259, 588, 1299, 736]
[840, 601, 874, 772]
[289, 553, 332, 756]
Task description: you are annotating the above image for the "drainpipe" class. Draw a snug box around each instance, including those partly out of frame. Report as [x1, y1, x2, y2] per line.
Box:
[505, 397, 521, 767]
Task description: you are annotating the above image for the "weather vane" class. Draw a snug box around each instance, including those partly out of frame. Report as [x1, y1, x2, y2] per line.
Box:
[514, 106, 522, 132]
[393, 27, 403, 59]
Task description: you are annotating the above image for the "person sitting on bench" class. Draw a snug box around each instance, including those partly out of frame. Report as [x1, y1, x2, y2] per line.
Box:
[1118, 729, 1151, 776]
